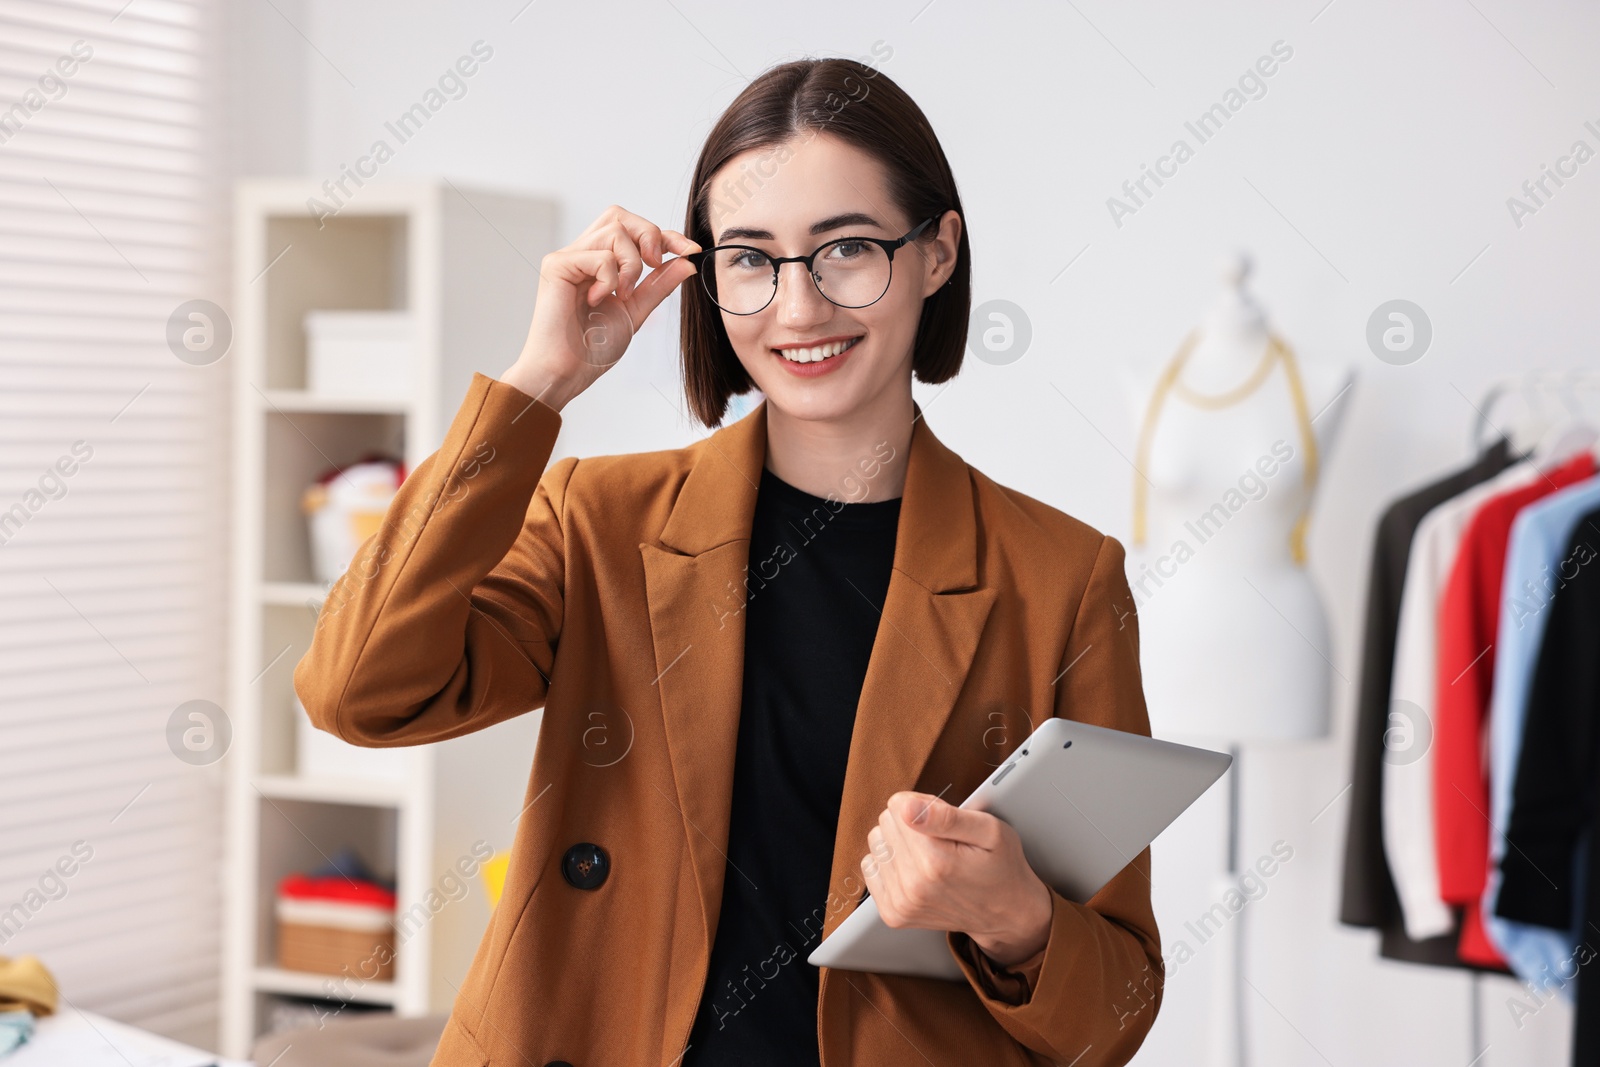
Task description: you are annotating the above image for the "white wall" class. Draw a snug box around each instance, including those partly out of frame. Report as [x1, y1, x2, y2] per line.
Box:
[258, 0, 1600, 1061]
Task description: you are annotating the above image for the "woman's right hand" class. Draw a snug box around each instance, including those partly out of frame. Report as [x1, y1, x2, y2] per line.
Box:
[501, 205, 702, 411]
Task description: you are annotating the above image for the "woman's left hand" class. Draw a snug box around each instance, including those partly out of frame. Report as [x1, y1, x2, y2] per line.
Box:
[862, 790, 1054, 969]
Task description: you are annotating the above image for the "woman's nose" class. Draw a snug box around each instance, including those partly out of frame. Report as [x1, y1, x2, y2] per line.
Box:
[773, 260, 831, 324]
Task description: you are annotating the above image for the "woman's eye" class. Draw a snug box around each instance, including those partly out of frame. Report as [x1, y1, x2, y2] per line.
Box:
[728, 250, 770, 271]
[827, 240, 867, 259]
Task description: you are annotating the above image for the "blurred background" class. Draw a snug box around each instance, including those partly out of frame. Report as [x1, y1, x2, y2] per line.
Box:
[2, 0, 1597, 1064]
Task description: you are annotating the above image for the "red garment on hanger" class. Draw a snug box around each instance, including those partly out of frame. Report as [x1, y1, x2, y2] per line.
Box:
[1434, 450, 1596, 966]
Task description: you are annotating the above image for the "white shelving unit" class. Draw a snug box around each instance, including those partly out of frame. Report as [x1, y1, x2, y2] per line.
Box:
[222, 179, 561, 1058]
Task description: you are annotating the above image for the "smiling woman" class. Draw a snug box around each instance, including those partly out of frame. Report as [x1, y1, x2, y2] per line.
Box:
[678, 76, 968, 447]
[295, 54, 1161, 1067]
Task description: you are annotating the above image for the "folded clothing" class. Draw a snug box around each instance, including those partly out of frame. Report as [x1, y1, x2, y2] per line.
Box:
[0, 1009, 34, 1058]
[276, 872, 396, 932]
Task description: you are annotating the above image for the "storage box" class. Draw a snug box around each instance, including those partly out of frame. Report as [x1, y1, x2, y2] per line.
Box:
[304, 309, 414, 399]
[295, 696, 411, 782]
[275, 875, 397, 981]
[276, 919, 395, 982]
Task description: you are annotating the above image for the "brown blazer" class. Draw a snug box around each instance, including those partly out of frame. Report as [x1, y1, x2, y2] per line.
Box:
[294, 371, 1163, 1067]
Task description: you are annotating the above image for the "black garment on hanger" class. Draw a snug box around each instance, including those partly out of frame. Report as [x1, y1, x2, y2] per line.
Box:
[1338, 436, 1516, 969]
[1496, 504, 1600, 1065]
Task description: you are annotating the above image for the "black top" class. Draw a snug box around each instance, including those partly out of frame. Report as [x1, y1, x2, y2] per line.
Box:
[1337, 436, 1516, 970]
[1497, 505, 1600, 1065]
[683, 466, 902, 1066]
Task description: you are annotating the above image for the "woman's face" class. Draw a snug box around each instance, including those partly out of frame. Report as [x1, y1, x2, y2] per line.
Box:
[703, 131, 961, 425]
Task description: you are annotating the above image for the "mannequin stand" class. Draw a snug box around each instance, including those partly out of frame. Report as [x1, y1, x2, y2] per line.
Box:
[1205, 752, 1484, 1067]
[1207, 745, 1248, 1067]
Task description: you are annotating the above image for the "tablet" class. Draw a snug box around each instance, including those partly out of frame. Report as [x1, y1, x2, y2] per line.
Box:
[807, 716, 1232, 980]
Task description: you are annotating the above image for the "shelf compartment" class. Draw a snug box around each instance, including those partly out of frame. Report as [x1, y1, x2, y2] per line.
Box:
[261, 409, 405, 586]
[253, 796, 399, 997]
[261, 213, 409, 392]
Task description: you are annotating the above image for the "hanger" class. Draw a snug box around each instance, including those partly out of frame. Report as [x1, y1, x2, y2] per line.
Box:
[1530, 369, 1600, 468]
[1475, 370, 1600, 463]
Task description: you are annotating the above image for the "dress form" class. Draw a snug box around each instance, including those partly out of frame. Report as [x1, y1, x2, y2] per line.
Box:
[1122, 253, 1354, 743]
[1122, 254, 1354, 1067]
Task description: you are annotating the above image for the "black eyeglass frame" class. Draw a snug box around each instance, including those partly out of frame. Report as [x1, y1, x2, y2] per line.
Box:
[683, 215, 938, 315]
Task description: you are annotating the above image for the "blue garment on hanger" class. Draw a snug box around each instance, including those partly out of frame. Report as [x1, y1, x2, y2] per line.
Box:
[1484, 473, 1600, 995]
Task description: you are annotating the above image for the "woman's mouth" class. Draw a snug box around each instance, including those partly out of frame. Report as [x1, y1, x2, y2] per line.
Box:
[771, 335, 862, 369]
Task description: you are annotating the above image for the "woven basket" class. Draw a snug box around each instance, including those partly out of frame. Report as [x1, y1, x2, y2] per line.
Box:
[277, 920, 395, 981]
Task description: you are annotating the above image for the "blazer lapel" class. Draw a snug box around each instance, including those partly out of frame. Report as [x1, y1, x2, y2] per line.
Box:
[638, 396, 997, 953]
[821, 405, 997, 935]
[640, 404, 765, 949]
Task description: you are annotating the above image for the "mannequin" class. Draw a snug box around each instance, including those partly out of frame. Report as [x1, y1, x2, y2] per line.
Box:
[1122, 252, 1353, 743]
[1121, 252, 1353, 1067]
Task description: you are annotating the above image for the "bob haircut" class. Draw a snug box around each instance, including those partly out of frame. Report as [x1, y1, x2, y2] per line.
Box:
[679, 56, 972, 429]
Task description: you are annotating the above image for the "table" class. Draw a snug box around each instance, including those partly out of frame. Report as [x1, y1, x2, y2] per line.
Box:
[3, 1005, 252, 1066]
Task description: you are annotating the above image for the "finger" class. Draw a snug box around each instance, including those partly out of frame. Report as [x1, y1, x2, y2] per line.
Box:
[611, 221, 702, 293]
[544, 249, 620, 307]
[625, 255, 700, 321]
[863, 826, 889, 883]
[575, 205, 619, 240]
[577, 207, 698, 257]
[637, 229, 661, 268]
[641, 228, 687, 265]
[602, 223, 645, 301]
[585, 251, 621, 307]
[877, 804, 916, 885]
[617, 216, 700, 268]
[868, 817, 910, 924]
[862, 827, 898, 893]
[889, 792, 995, 847]
[604, 211, 679, 263]
[572, 209, 646, 296]
[884, 802, 955, 892]
[868, 823, 896, 865]
[877, 806, 952, 928]
[588, 209, 677, 290]
[659, 228, 702, 256]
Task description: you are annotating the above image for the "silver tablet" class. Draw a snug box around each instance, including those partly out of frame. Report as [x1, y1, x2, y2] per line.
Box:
[807, 716, 1232, 980]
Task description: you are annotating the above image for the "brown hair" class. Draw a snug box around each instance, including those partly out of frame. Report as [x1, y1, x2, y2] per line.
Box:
[679, 56, 971, 428]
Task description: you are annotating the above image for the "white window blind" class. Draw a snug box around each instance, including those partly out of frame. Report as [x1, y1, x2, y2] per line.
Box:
[0, 0, 228, 1049]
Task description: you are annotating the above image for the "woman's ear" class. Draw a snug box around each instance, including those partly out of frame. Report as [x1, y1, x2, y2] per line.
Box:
[923, 209, 962, 296]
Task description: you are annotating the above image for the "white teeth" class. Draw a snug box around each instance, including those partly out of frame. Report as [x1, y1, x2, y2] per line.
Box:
[778, 337, 860, 363]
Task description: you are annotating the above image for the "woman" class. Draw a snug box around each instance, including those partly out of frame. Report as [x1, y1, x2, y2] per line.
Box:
[295, 57, 1161, 1067]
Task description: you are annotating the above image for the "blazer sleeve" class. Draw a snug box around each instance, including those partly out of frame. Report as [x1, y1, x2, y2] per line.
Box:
[946, 534, 1164, 1067]
[293, 371, 573, 747]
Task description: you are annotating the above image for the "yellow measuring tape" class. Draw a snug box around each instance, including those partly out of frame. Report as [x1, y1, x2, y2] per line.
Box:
[1132, 329, 1320, 564]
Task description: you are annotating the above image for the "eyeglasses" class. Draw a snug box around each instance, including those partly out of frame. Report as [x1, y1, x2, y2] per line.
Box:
[684, 216, 937, 316]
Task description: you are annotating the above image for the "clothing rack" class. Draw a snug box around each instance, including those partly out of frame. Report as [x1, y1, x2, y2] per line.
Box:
[1472, 371, 1598, 1065]
[1337, 371, 1600, 1062]
[1475, 372, 1600, 1066]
